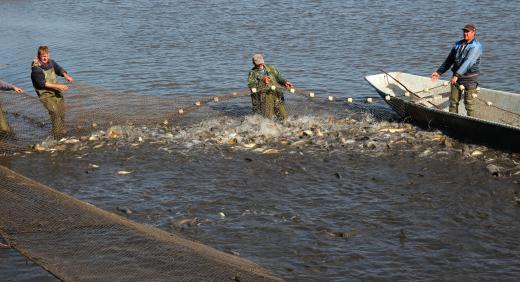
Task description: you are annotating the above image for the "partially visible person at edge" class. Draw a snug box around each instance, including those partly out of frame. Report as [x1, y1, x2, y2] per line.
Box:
[31, 46, 74, 139]
[247, 54, 293, 121]
[0, 79, 23, 136]
[432, 23, 482, 117]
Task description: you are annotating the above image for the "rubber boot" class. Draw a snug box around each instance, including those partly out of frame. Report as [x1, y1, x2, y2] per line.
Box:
[449, 84, 461, 113]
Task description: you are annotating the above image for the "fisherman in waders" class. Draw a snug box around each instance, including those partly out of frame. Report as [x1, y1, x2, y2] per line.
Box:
[31, 46, 74, 139]
[432, 23, 482, 117]
[247, 54, 293, 121]
[0, 80, 23, 137]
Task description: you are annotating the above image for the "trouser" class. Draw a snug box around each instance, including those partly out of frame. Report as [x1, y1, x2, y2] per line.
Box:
[39, 92, 66, 139]
[0, 104, 11, 133]
[449, 80, 478, 116]
[261, 92, 288, 121]
[251, 92, 261, 114]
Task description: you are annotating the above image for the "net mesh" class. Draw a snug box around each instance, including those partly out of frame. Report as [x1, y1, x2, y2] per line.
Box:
[1, 83, 387, 280]
[0, 164, 281, 281]
[0, 85, 289, 280]
[1, 77, 515, 280]
[0, 83, 389, 153]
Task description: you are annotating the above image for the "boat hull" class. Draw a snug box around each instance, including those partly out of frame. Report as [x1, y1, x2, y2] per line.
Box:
[366, 73, 520, 152]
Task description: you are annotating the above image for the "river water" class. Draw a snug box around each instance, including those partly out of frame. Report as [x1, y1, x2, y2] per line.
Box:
[1, 0, 519, 281]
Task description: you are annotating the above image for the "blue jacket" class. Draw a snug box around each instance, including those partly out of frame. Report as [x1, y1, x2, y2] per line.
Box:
[437, 39, 482, 78]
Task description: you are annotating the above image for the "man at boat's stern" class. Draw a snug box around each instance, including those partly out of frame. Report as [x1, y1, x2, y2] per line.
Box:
[431, 23, 482, 116]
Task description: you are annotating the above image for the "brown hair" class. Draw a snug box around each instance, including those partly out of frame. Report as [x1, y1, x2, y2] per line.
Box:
[37, 46, 50, 58]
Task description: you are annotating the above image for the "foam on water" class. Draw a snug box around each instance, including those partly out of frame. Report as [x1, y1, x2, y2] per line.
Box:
[27, 111, 520, 182]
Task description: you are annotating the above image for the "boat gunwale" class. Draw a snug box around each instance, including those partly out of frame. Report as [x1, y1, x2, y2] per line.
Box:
[364, 72, 520, 132]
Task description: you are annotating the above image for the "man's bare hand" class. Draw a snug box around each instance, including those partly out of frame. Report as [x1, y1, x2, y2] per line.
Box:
[431, 72, 440, 81]
[56, 84, 70, 91]
[262, 76, 271, 85]
[450, 75, 458, 85]
[63, 73, 74, 83]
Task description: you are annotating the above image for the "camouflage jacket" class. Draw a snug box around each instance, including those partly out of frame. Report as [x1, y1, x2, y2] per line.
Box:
[247, 64, 287, 90]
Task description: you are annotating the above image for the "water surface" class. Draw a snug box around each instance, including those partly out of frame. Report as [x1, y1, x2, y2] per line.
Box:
[1, 0, 519, 281]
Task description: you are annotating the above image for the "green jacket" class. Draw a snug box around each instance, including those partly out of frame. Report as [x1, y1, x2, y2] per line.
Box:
[247, 64, 287, 90]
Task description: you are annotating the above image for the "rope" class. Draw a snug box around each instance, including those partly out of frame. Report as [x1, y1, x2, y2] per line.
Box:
[252, 82, 381, 104]
[380, 70, 442, 110]
[472, 94, 520, 117]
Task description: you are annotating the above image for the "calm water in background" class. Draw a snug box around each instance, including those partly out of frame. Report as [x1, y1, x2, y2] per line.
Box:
[1, 0, 520, 281]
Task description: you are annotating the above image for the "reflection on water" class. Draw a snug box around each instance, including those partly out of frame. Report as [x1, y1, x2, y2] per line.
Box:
[1, 0, 520, 281]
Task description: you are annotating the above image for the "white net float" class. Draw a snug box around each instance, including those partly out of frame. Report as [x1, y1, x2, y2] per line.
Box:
[309, 92, 315, 97]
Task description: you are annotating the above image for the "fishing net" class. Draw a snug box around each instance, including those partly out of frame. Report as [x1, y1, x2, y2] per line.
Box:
[0, 84, 252, 151]
[1, 77, 514, 280]
[0, 83, 390, 153]
[0, 85, 283, 281]
[0, 165, 281, 281]
[0, 82, 392, 280]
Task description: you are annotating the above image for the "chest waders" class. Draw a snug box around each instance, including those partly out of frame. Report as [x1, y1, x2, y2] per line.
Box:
[0, 102, 12, 134]
[449, 79, 478, 117]
[261, 87, 288, 121]
[252, 67, 288, 121]
[34, 67, 66, 139]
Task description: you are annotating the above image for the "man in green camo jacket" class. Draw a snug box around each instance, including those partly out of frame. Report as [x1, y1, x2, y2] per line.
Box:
[247, 54, 293, 120]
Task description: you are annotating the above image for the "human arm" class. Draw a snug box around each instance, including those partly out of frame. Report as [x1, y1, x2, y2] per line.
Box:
[0, 80, 23, 93]
[432, 47, 456, 80]
[45, 82, 69, 91]
[63, 72, 73, 82]
[0, 80, 15, 91]
[267, 64, 293, 88]
[268, 65, 287, 86]
[52, 60, 74, 82]
[247, 71, 258, 89]
[31, 68, 70, 91]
